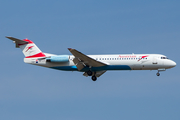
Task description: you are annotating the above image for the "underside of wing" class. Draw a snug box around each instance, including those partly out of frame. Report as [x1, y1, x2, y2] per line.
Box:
[83, 70, 107, 77]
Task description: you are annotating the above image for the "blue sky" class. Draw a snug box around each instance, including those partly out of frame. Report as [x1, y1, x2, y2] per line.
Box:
[0, 0, 180, 120]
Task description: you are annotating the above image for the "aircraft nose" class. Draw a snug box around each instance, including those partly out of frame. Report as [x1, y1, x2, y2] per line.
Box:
[170, 60, 176, 68]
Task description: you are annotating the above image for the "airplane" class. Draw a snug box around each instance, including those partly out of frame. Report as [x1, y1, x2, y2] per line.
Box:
[6, 36, 176, 81]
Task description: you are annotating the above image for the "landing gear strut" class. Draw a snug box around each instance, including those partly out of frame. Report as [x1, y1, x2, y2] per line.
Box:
[156, 69, 165, 76]
[91, 75, 97, 81]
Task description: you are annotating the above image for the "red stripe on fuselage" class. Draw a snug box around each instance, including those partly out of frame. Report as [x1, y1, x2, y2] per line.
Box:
[25, 52, 46, 58]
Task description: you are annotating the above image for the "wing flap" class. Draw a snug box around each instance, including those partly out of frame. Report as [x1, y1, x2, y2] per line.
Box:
[76, 62, 85, 71]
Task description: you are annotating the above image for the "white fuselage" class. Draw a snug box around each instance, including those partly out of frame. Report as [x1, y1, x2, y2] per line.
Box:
[24, 53, 176, 71]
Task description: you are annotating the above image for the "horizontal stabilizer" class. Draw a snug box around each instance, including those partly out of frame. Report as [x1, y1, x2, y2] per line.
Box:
[6, 36, 29, 48]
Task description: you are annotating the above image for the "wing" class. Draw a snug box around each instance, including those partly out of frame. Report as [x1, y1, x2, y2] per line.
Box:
[6, 36, 29, 48]
[68, 48, 107, 71]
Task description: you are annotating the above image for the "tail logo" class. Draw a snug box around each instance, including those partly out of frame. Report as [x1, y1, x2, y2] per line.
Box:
[26, 46, 34, 52]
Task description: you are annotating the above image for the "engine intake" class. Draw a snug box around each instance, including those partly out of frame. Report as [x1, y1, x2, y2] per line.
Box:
[46, 55, 69, 63]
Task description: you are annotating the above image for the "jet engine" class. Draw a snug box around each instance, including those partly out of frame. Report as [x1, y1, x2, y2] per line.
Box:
[46, 55, 69, 63]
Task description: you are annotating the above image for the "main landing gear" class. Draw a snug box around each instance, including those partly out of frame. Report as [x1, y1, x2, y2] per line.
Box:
[91, 76, 97, 81]
[86, 70, 97, 81]
[87, 70, 93, 76]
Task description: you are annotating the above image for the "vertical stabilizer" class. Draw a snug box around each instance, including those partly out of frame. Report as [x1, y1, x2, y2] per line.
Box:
[6, 37, 46, 58]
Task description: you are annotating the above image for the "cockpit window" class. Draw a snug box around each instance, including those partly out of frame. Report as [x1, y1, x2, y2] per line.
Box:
[161, 57, 168, 59]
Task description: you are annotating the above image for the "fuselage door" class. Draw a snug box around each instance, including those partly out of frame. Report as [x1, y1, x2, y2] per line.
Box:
[152, 57, 158, 64]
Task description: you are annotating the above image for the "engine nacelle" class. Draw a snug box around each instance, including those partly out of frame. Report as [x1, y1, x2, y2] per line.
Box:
[46, 55, 69, 63]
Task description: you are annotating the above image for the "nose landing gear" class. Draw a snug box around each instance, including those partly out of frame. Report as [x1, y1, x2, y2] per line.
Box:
[156, 68, 166, 76]
[156, 72, 160, 76]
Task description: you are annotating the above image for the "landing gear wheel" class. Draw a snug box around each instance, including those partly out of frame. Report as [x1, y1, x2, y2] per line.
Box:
[87, 70, 93, 76]
[92, 76, 97, 81]
[156, 72, 160, 76]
